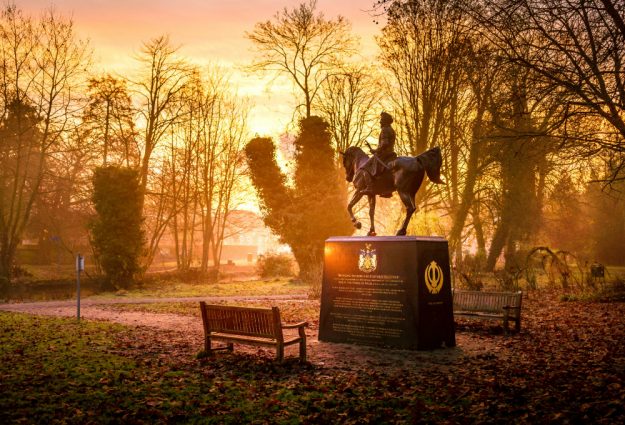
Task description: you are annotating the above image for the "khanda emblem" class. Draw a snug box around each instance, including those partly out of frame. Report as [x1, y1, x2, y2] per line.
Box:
[425, 260, 444, 294]
[358, 243, 377, 273]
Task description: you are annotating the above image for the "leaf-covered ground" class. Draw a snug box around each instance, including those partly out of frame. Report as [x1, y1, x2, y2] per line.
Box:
[2, 291, 624, 423]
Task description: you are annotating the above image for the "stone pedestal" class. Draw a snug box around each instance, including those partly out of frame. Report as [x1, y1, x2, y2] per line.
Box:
[318, 236, 455, 350]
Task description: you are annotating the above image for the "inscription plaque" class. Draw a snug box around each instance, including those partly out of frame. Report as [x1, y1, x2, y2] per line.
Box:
[318, 236, 455, 350]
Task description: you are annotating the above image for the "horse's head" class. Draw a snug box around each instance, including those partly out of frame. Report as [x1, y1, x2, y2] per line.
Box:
[340, 151, 354, 182]
[340, 146, 365, 183]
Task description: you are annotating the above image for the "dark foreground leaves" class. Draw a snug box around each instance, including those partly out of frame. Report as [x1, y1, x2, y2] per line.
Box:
[1, 292, 625, 424]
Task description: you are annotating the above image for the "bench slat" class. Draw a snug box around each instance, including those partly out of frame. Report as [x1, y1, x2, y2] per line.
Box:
[203, 305, 275, 338]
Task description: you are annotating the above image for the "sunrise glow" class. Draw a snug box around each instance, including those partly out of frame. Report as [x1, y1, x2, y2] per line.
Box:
[20, 0, 381, 138]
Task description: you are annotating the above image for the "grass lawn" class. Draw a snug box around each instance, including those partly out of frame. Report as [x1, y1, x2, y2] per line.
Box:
[1, 313, 146, 423]
[90, 278, 310, 300]
[0, 312, 438, 424]
[1, 276, 310, 304]
[3, 290, 625, 423]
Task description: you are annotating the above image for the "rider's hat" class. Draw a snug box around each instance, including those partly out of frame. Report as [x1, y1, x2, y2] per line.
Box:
[380, 111, 393, 124]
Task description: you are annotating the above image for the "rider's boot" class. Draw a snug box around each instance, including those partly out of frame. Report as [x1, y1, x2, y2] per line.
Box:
[372, 166, 394, 198]
[361, 172, 376, 195]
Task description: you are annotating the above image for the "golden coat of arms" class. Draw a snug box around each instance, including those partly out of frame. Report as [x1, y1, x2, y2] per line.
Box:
[425, 260, 444, 294]
[358, 243, 377, 273]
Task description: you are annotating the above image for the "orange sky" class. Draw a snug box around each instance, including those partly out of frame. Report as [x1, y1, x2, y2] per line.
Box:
[20, 0, 384, 137]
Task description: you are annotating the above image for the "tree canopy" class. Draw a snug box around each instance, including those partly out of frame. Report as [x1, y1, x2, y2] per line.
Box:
[245, 116, 352, 283]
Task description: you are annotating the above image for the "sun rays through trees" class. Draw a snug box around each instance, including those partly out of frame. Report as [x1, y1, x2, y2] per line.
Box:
[0, 1, 624, 290]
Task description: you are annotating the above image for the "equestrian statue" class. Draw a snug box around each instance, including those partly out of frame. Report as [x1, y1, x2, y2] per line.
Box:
[339, 112, 444, 236]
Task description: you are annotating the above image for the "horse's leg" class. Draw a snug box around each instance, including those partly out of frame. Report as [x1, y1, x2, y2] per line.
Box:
[367, 194, 376, 236]
[347, 190, 364, 229]
[396, 190, 416, 236]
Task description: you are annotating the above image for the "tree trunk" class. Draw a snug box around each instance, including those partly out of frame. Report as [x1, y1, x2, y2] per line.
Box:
[486, 219, 509, 272]
[472, 203, 487, 268]
[448, 137, 481, 250]
[0, 242, 16, 284]
[103, 101, 110, 166]
[201, 210, 214, 273]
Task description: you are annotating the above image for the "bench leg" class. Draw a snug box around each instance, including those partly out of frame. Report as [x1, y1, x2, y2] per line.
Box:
[299, 339, 307, 363]
[298, 327, 307, 363]
[204, 335, 213, 354]
[515, 318, 521, 333]
[503, 310, 510, 335]
[204, 336, 234, 355]
[276, 343, 284, 362]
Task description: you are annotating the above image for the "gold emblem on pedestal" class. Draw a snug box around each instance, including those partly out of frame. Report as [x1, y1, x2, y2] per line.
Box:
[358, 243, 377, 273]
[425, 260, 443, 294]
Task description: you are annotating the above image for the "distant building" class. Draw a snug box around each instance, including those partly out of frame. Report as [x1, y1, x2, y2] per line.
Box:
[154, 210, 288, 267]
[221, 210, 287, 263]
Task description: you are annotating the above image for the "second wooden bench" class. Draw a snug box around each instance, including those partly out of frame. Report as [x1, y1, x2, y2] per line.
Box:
[453, 290, 523, 333]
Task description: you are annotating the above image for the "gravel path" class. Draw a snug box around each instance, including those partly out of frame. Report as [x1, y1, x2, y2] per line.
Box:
[0, 295, 497, 370]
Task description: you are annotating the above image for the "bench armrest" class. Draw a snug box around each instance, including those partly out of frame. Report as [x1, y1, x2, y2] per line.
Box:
[502, 305, 521, 310]
[282, 321, 308, 329]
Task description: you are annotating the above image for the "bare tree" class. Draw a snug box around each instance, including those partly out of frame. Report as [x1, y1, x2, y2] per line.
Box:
[132, 35, 191, 200]
[143, 154, 179, 270]
[207, 95, 250, 270]
[446, 36, 500, 259]
[167, 71, 204, 271]
[473, 0, 625, 182]
[378, 0, 467, 155]
[482, 62, 567, 271]
[378, 0, 483, 257]
[31, 123, 96, 263]
[196, 70, 250, 272]
[83, 74, 138, 167]
[315, 64, 381, 154]
[130, 36, 192, 269]
[155, 68, 251, 273]
[246, 0, 357, 118]
[0, 5, 89, 283]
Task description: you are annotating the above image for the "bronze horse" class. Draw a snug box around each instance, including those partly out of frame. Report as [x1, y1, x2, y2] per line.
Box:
[340, 146, 444, 236]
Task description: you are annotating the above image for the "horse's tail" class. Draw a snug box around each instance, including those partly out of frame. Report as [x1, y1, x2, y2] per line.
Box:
[419, 146, 444, 184]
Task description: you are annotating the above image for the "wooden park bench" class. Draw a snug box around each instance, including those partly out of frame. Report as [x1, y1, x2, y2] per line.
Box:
[452, 290, 523, 334]
[199, 302, 308, 362]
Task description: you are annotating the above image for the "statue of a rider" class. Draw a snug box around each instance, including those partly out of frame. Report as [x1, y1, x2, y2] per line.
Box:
[362, 112, 397, 196]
